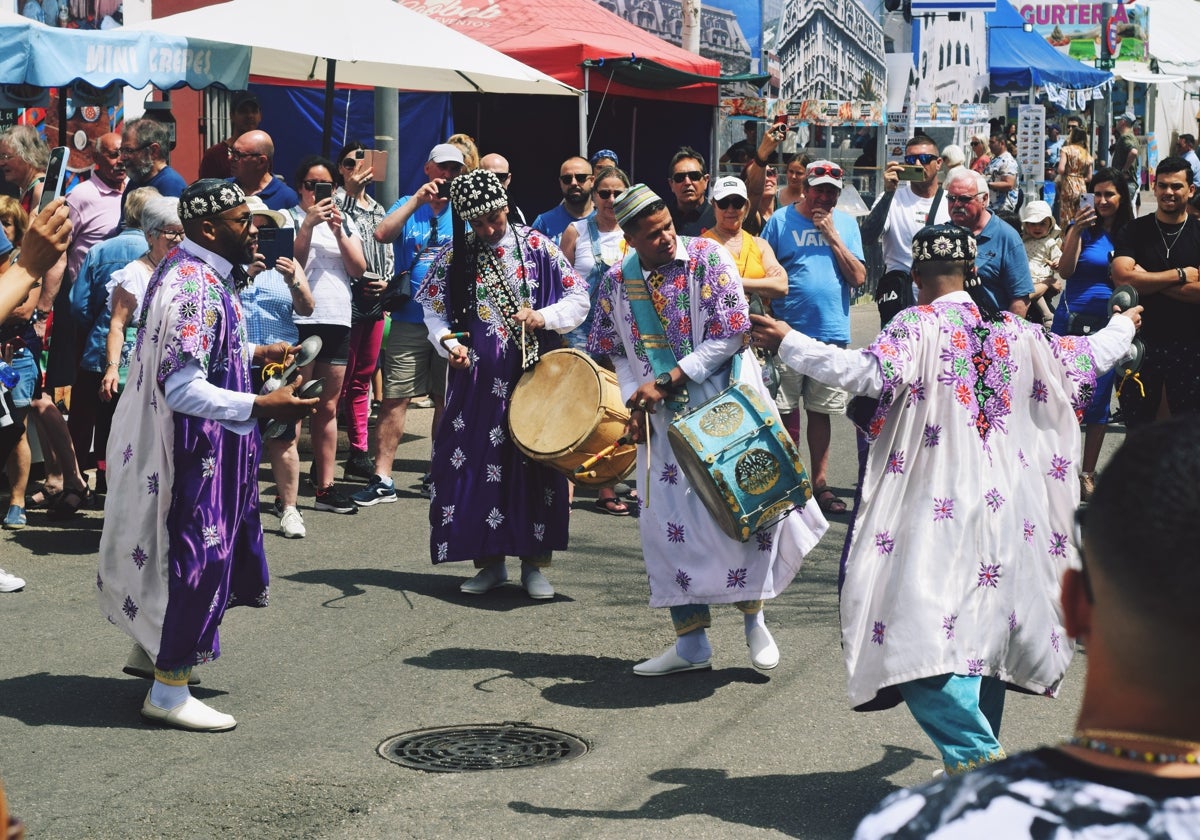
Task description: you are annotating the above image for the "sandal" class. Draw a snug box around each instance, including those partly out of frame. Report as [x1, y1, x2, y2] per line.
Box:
[48, 486, 91, 521]
[594, 496, 631, 516]
[26, 483, 62, 510]
[815, 486, 848, 515]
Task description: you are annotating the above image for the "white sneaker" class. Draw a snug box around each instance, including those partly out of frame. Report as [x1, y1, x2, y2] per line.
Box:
[0, 569, 25, 592]
[279, 506, 306, 539]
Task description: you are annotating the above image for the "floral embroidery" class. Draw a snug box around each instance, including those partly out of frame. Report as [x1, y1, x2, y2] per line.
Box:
[906, 377, 926, 406]
[755, 530, 774, 552]
[488, 425, 505, 447]
[201, 456, 216, 478]
[131, 546, 148, 570]
[1048, 531, 1068, 558]
[452, 413, 465, 432]
[202, 525, 219, 547]
[675, 569, 692, 591]
[1008, 611, 1017, 631]
[146, 473, 159, 495]
[1050, 628, 1061, 652]
[96, 572, 103, 591]
[1018, 449, 1029, 468]
[923, 424, 941, 448]
[933, 497, 954, 521]
[450, 448, 466, 469]
[871, 621, 886, 645]
[1047, 454, 1071, 481]
[886, 450, 905, 475]
[874, 531, 895, 555]
[977, 562, 1001, 588]
[441, 505, 455, 525]
[485, 464, 502, 483]
[122, 595, 138, 620]
[984, 488, 1004, 512]
[123, 444, 133, 465]
[660, 463, 680, 485]
[543, 487, 555, 506]
[533, 523, 545, 542]
[1023, 519, 1036, 543]
[1031, 379, 1048, 402]
[967, 658, 984, 676]
[667, 522, 686, 543]
[491, 378, 509, 399]
[437, 542, 448, 561]
[942, 614, 957, 640]
[726, 568, 748, 588]
[485, 508, 505, 529]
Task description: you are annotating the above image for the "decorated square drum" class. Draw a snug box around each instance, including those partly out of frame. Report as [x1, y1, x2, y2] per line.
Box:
[668, 382, 812, 542]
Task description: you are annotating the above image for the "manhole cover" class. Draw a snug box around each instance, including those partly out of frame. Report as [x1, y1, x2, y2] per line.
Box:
[378, 722, 589, 773]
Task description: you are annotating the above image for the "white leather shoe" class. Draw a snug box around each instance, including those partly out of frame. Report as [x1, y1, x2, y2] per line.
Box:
[141, 692, 236, 732]
[122, 645, 200, 685]
[747, 625, 780, 671]
[460, 564, 508, 595]
[520, 567, 555, 600]
[634, 645, 712, 676]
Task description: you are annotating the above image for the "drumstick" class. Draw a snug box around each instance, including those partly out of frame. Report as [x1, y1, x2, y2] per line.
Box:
[643, 411, 651, 510]
[521, 320, 527, 362]
[574, 436, 634, 477]
[439, 331, 470, 351]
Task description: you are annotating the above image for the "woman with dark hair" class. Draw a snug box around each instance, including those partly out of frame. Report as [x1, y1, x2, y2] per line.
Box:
[289, 154, 368, 514]
[331, 141, 394, 480]
[416, 168, 588, 599]
[1052, 167, 1133, 500]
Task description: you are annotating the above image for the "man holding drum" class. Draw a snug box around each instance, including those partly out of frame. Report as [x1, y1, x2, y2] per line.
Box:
[750, 224, 1141, 776]
[416, 169, 588, 599]
[588, 184, 828, 677]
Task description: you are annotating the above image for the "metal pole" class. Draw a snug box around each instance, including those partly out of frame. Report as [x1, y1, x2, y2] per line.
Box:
[1098, 3, 1113, 165]
[373, 88, 398, 210]
[579, 67, 589, 157]
[321, 59, 337, 159]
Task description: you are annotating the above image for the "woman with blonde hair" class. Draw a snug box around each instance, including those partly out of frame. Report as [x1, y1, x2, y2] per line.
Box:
[446, 133, 479, 171]
[968, 134, 990, 174]
[1055, 126, 1093, 224]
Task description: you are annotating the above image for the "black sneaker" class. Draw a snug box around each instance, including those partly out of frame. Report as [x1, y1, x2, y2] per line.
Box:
[314, 484, 358, 514]
[343, 450, 375, 481]
[419, 472, 432, 499]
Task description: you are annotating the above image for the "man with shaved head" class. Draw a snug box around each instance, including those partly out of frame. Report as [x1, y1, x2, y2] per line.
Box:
[226, 129, 298, 211]
[480, 152, 526, 224]
[531, 155, 594, 242]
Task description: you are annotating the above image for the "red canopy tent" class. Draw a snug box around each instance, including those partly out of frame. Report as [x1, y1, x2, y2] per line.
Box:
[408, 0, 722, 107]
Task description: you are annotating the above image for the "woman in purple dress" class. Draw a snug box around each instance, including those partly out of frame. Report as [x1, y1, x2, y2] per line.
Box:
[417, 169, 588, 600]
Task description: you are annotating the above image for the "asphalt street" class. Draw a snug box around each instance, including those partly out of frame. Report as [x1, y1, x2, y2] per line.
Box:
[0, 302, 1127, 839]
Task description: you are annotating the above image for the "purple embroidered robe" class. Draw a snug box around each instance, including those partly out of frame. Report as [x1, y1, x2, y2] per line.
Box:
[97, 247, 268, 671]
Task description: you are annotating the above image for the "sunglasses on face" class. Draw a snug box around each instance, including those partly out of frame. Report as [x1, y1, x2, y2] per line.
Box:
[945, 192, 985, 205]
[560, 173, 592, 185]
[764, 167, 777, 177]
[302, 179, 334, 191]
[493, 171, 510, 182]
[904, 153, 939, 166]
[807, 164, 842, 179]
[671, 170, 706, 183]
[595, 189, 624, 200]
[228, 149, 264, 161]
[714, 197, 747, 210]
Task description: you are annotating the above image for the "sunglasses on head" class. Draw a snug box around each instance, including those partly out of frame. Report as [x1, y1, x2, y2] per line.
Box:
[714, 196, 747, 210]
[904, 153, 939, 166]
[560, 173, 592, 185]
[595, 189, 624, 200]
[302, 179, 334, 191]
[945, 192, 985, 205]
[672, 170, 706, 183]
[807, 164, 842, 179]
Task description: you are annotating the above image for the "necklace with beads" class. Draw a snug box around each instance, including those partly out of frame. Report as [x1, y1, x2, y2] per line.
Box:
[1065, 729, 1200, 765]
[1154, 215, 1188, 260]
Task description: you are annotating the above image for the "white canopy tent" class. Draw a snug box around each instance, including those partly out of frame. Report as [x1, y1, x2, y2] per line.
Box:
[1122, 0, 1200, 144]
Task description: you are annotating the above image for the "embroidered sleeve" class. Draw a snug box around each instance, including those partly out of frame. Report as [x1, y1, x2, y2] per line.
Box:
[587, 263, 624, 356]
[862, 306, 931, 439]
[156, 263, 225, 388]
[695, 240, 750, 341]
[1044, 331, 1100, 419]
[417, 246, 453, 318]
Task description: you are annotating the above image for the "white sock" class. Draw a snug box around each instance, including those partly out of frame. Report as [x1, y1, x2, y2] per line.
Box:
[149, 680, 190, 709]
[675, 628, 712, 663]
[744, 610, 766, 635]
[375, 475, 393, 486]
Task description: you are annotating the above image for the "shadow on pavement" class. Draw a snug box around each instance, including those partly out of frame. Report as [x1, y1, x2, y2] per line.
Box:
[0, 672, 227, 729]
[509, 744, 926, 836]
[403, 647, 771, 709]
[5, 519, 102, 555]
[280, 567, 576, 611]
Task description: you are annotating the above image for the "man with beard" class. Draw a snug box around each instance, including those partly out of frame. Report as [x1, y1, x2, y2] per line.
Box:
[944, 170, 1032, 318]
[119, 119, 186, 220]
[97, 180, 318, 731]
[1110, 155, 1200, 425]
[531, 156, 594, 243]
[667, 146, 716, 236]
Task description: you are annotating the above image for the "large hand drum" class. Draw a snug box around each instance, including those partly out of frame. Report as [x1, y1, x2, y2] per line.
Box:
[509, 349, 637, 486]
[668, 383, 812, 542]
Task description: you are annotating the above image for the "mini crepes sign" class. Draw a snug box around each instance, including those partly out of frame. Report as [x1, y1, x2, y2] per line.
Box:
[398, 0, 503, 27]
[86, 45, 216, 78]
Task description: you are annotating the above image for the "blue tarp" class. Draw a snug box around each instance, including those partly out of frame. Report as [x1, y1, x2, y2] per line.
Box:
[987, 0, 1113, 90]
[0, 13, 249, 90]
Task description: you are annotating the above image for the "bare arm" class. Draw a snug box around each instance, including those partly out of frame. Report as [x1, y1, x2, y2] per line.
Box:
[374, 183, 439, 244]
[559, 222, 579, 266]
[1008, 298, 1030, 318]
[1056, 205, 1097, 280]
[0, 200, 70, 322]
[743, 237, 788, 299]
[99, 286, 138, 401]
[39, 253, 65, 312]
[812, 209, 866, 288]
[330, 206, 368, 278]
[1111, 255, 1199, 293]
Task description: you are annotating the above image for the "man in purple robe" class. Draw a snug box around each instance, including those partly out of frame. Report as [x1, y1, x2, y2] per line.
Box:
[97, 180, 317, 732]
[417, 169, 588, 599]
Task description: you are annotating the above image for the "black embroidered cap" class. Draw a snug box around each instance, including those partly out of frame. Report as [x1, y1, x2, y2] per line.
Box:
[179, 178, 247, 221]
[449, 169, 507, 220]
[913, 224, 981, 288]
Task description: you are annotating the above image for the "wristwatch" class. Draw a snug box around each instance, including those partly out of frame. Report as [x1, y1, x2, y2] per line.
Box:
[654, 372, 673, 390]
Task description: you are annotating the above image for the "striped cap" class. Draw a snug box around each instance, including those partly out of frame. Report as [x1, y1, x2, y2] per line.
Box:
[612, 183, 663, 229]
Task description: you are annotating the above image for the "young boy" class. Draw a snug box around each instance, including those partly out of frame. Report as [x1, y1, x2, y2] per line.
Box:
[1019, 200, 1063, 327]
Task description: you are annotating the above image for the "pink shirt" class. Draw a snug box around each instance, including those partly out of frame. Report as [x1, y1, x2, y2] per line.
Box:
[66, 174, 125, 279]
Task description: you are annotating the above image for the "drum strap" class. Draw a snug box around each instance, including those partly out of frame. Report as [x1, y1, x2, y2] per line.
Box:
[620, 252, 689, 413]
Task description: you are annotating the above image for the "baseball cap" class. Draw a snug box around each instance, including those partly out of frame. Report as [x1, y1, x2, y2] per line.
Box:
[1117, 111, 1136, 125]
[711, 176, 747, 202]
[428, 143, 465, 165]
[806, 159, 843, 189]
[231, 90, 259, 111]
[590, 148, 619, 166]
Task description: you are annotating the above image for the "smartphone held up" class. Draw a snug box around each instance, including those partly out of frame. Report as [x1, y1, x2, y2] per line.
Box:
[39, 146, 69, 212]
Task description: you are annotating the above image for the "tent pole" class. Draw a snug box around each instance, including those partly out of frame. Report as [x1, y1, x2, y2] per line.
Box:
[374, 87, 399, 210]
[630, 105, 637, 181]
[579, 67, 589, 157]
[322, 59, 337, 159]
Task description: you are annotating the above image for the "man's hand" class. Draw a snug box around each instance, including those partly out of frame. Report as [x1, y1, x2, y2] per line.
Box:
[811, 208, 837, 240]
[448, 344, 471, 371]
[881, 161, 903, 193]
[251, 376, 319, 420]
[19, 199, 71, 277]
[512, 307, 545, 331]
[1117, 304, 1143, 331]
[750, 312, 792, 352]
[253, 341, 299, 367]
